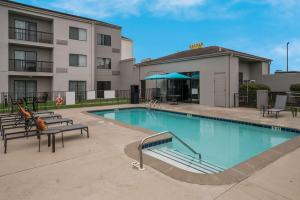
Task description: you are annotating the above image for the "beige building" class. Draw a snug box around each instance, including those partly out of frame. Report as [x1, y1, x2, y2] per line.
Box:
[0, 0, 135, 100]
[136, 46, 271, 107]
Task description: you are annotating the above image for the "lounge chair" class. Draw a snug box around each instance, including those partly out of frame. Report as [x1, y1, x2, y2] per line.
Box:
[0, 105, 61, 129]
[262, 95, 287, 118]
[2, 117, 73, 140]
[4, 116, 89, 153]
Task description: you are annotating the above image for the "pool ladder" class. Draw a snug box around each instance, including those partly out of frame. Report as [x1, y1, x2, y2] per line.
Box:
[147, 99, 160, 109]
[138, 131, 201, 170]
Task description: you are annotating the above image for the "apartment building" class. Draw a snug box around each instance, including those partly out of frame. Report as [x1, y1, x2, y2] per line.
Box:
[0, 0, 136, 100]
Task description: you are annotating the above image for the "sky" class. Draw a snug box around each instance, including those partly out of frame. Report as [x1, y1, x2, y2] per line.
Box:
[14, 0, 300, 73]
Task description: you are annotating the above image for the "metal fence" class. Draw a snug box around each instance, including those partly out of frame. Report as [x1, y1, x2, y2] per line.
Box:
[234, 91, 300, 108]
[0, 88, 160, 113]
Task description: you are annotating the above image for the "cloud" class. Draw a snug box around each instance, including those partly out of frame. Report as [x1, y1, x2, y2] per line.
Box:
[23, 0, 143, 19]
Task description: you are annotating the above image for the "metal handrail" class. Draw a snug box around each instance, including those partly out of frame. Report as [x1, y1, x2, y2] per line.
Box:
[147, 99, 160, 109]
[138, 130, 201, 169]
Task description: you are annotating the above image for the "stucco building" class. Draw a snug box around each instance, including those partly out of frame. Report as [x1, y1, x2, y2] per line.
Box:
[0, 0, 135, 100]
[136, 46, 271, 107]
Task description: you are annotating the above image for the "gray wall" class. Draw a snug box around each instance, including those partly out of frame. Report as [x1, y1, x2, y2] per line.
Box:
[259, 73, 300, 92]
[119, 58, 139, 90]
[94, 25, 121, 90]
[139, 56, 240, 107]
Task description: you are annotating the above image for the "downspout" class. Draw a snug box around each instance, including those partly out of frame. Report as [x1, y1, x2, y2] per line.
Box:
[228, 54, 232, 107]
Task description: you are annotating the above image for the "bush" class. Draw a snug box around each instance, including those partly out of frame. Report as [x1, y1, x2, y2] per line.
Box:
[290, 83, 300, 92]
[239, 83, 270, 94]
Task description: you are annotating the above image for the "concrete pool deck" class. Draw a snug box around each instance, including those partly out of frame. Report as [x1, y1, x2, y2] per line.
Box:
[0, 104, 299, 200]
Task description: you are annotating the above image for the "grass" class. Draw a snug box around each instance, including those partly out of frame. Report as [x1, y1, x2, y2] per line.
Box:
[0, 98, 130, 113]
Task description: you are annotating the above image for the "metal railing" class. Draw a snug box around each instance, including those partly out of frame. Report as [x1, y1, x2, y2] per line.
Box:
[9, 59, 53, 73]
[146, 99, 160, 109]
[9, 27, 53, 44]
[138, 130, 201, 169]
[234, 91, 300, 108]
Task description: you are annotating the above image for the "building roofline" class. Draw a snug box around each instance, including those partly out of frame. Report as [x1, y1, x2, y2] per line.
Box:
[1, 0, 121, 29]
[121, 36, 133, 41]
[136, 46, 272, 67]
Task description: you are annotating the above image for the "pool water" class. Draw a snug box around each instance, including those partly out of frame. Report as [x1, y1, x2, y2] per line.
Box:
[92, 108, 298, 169]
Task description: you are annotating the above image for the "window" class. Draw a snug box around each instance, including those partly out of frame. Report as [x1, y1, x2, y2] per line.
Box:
[69, 54, 87, 67]
[97, 34, 111, 46]
[69, 81, 86, 101]
[69, 27, 87, 41]
[97, 57, 111, 69]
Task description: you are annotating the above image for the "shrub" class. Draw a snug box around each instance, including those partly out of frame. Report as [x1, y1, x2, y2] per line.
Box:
[290, 83, 300, 92]
[239, 83, 270, 94]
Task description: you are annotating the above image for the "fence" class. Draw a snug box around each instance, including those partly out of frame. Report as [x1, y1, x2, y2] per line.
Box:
[234, 91, 300, 108]
[0, 88, 159, 113]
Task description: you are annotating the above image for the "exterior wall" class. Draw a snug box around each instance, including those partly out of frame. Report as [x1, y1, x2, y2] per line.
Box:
[0, 6, 9, 94]
[94, 25, 121, 90]
[119, 58, 139, 90]
[121, 38, 133, 60]
[52, 17, 94, 91]
[259, 73, 300, 92]
[239, 61, 251, 81]
[139, 56, 239, 107]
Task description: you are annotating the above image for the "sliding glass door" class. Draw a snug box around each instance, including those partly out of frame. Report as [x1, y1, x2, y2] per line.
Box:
[69, 81, 86, 101]
[14, 80, 37, 99]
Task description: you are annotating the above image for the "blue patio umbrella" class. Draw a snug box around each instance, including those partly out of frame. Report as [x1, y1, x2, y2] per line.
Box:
[144, 74, 166, 80]
[144, 74, 166, 97]
[164, 72, 190, 79]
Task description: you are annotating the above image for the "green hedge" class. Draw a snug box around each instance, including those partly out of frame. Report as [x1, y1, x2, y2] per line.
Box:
[290, 83, 300, 92]
[239, 83, 270, 94]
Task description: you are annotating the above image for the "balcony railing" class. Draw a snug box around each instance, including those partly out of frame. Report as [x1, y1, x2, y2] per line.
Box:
[9, 59, 53, 73]
[9, 27, 53, 44]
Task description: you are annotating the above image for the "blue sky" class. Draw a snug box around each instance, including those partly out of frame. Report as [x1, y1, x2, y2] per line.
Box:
[15, 0, 300, 73]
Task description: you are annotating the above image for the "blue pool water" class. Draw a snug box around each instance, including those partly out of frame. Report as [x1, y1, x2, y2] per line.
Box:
[92, 108, 298, 169]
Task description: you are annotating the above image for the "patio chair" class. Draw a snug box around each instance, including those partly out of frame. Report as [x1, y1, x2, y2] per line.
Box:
[4, 115, 89, 153]
[262, 95, 287, 118]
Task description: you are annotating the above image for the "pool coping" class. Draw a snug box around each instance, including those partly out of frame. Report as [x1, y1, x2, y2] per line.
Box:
[83, 106, 300, 185]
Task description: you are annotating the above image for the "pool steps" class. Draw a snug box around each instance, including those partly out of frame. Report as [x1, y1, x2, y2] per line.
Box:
[144, 147, 224, 174]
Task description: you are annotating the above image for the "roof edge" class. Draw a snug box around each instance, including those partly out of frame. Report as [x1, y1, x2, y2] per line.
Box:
[137, 50, 271, 67]
[1, 0, 121, 29]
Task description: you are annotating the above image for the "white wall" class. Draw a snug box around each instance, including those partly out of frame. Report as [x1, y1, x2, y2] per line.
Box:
[121, 38, 133, 60]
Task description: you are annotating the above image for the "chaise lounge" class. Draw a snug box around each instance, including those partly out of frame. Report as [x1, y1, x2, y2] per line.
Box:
[262, 95, 287, 118]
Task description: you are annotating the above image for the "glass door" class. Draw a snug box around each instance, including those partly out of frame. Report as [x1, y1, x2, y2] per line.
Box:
[14, 80, 37, 100]
[14, 50, 25, 71]
[69, 81, 86, 101]
[25, 51, 37, 71]
[27, 22, 37, 42]
[14, 20, 26, 40]
[97, 81, 111, 98]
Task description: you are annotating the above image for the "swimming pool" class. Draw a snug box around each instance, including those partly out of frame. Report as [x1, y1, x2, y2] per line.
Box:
[92, 108, 298, 172]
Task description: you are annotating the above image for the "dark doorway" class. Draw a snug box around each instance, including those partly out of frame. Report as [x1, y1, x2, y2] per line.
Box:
[97, 81, 111, 98]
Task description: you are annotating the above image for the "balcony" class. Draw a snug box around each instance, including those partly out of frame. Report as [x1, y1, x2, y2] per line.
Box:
[9, 59, 53, 73]
[9, 27, 53, 44]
